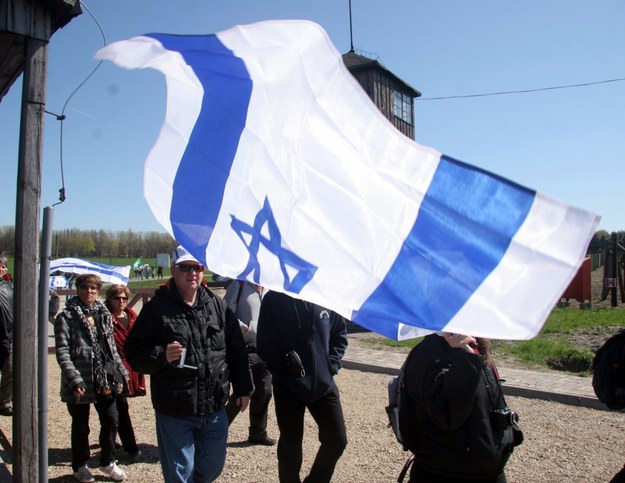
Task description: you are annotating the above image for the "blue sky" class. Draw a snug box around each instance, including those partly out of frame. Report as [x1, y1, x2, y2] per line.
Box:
[1, 0, 623, 234]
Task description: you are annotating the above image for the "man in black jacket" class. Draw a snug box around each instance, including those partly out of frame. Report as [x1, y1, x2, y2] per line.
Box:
[257, 291, 348, 483]
[125, 246, 252, 483]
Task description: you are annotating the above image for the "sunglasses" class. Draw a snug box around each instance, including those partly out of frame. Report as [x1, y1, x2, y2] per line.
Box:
[113, 296, 128, 301]
[175, 264, 204, 273]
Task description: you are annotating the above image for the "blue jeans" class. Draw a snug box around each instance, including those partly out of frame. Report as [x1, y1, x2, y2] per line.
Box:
[155, 409, 228, 483]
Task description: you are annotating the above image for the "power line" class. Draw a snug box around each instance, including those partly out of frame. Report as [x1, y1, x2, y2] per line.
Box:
[416, 77, 625, 101]
[47, 1, 107, 207]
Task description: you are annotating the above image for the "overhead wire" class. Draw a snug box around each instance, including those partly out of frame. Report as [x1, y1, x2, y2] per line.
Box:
[416, 77, 625, 101]
[47, 1, 107, 207]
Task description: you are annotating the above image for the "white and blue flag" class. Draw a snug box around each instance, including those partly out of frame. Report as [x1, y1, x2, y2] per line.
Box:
[50, 258, 131, 286]
[97, 20, 599, 340]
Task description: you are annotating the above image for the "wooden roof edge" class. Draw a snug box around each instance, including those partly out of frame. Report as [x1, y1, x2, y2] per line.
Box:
[342, 50, 422, 98]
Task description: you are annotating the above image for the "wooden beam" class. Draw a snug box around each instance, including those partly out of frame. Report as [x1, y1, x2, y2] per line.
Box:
[13, 34, 48, 483]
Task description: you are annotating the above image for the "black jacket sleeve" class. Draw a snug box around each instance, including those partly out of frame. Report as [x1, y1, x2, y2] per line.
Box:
[328, 311, 348, 374]
[0, 317, 9, 371]
[224, 304, 253, 397]
[256, 292, 287, 379]
[124, 302, 170, 375]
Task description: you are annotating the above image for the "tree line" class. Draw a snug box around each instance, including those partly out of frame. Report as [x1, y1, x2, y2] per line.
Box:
[0, 226, 177, 258]
[588, 230, 625, 253]
[0, 225, 622, 259]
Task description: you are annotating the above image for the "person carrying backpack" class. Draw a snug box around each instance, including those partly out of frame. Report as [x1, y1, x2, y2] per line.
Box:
[401, 332, 522, 483]
[592, 328, 625, 483]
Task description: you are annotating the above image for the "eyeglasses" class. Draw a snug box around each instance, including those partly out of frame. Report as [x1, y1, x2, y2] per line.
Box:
[80, 285, 100, 291]
[113, 296, 128, 301]
[175, 264, 204, 273]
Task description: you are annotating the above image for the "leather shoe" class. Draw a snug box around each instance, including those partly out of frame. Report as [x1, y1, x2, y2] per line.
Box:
[247, 435, 276, 446]
[0, 407, 12, 416]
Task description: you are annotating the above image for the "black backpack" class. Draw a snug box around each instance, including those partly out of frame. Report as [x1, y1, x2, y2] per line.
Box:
[386, 348, 423, 481]
[592, 329, 625, 410]
[386, 348, 422, 450]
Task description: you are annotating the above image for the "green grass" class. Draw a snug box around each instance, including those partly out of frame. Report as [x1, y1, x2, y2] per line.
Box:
[539, 307, 624, 333]
[361, 336, 422, 349]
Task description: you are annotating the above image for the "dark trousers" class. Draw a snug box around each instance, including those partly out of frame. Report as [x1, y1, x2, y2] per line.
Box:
[274, 386, 347, 483]
[116, 396, 138, 453]
[0, 344, 12, 409]
[67, 396, 119, 471]
[226, 352, 273, 439]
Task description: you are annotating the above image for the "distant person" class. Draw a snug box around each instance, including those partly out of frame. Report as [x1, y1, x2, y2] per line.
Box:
[157, 265, 163, 278]
[0, 259, 12, 374]
[257, 292, 348, 483]
[105, 284, 145, 461]
[124, 245, 253, 482]
[224, 281, 275, 445]
[49, 289, 61, 323]
[0, 257, 10, 281]
[402, 333, 522, 483]
[54, 274, 130, 482]
[0, 256, 13, 416]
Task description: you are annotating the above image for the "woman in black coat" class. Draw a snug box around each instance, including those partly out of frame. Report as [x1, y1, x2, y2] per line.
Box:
[55, 274, 129, 482]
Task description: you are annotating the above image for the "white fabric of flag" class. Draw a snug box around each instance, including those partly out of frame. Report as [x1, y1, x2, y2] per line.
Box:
[50, 258, 131, 286]
[96, 20, 599, 340]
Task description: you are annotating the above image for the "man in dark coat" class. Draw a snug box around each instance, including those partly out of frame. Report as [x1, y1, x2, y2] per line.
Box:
[257, 291, 348, 483]
[125, 245, 252, 483]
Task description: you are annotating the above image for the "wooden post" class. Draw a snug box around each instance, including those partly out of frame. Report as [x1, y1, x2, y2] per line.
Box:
[13, 35, 48, 483]
[611, 234, 618, 308]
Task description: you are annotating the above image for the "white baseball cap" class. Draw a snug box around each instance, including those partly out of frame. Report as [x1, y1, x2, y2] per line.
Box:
[171, 245, 200, 265]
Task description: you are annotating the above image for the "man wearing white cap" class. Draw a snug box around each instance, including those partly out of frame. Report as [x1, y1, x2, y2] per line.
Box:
[125, 245, 252, 483]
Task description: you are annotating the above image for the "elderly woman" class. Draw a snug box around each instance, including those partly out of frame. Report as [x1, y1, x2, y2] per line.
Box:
[105, 284, 145, 460]
[54, 274, 129, 482]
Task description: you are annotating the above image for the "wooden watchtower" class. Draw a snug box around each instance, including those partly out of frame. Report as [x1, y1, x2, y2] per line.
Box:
[343, 50, 421, 140]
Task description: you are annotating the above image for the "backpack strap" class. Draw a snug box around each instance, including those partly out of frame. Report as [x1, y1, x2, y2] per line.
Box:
[397, 455, 415, 483]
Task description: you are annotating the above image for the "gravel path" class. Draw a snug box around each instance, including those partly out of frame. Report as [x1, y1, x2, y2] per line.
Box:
[1, 354, 623, 482]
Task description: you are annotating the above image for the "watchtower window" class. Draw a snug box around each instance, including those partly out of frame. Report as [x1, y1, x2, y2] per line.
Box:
[393, 90, 413, 125]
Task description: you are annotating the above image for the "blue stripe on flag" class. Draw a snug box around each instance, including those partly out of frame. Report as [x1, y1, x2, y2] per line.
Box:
[147, 34, 252, 262]
[352, 155, 536, 339]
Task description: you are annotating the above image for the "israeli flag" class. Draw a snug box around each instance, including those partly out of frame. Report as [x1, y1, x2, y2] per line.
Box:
[97, 20, 599, 340]
[50, 258, 131, 286]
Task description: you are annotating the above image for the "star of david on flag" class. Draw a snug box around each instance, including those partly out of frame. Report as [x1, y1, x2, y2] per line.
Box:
[96, 20, 599, 340]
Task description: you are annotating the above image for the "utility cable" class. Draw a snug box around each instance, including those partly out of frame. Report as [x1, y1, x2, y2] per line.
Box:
[47, 1, 107, 207]
[417, 77, 625, 101]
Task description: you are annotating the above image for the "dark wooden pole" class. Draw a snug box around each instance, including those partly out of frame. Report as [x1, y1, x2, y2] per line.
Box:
[13, 35, 48, 482]
[611, 234, 618, 308]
